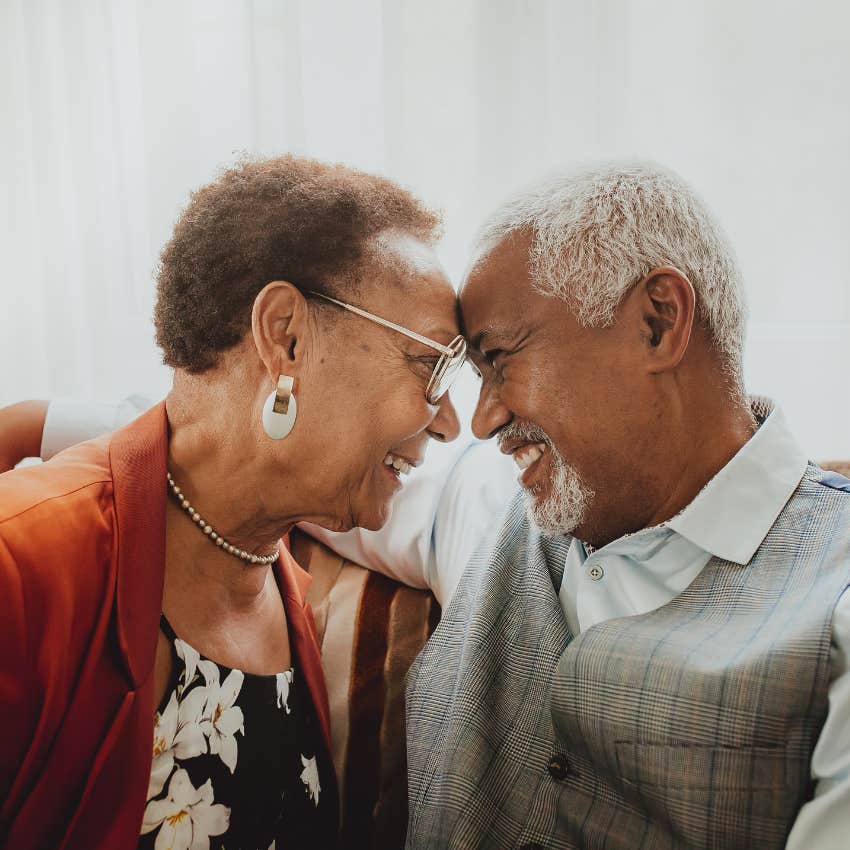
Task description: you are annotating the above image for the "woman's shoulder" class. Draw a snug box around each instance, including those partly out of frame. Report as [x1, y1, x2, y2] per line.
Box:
[0, 435, 118, 616]
[0, 403, 168, 694]
[0, 433, 115, 529]
[0, 400, 168, 532]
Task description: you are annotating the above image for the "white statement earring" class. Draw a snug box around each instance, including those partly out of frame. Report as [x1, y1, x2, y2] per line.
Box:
[262, 375, 298, 440]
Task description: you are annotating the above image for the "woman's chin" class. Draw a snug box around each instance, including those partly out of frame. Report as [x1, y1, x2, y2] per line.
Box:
[354, 497, 396, 532]
[341, 467, 405, 531]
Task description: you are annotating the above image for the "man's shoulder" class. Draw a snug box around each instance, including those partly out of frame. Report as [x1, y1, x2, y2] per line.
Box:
[811, 466, 850, 495]
[451, 490, 570, 606]
[463, 489, 529, 565]
[761, 464, 850, 571]
[796, 463, 850, 509]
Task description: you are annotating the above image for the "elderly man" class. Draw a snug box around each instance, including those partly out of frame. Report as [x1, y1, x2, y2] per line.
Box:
[4, 163, 849, 849]
[328, 162, 850, 850]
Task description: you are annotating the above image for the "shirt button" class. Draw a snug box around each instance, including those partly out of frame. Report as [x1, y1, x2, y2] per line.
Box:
[587, 563, 604, 581]
[547, 753, 570, 781]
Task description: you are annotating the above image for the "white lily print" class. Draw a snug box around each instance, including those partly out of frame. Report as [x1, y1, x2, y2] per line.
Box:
[141, 768, 229, 850]
[275, 670, 293, 713]
[197, 659, 245, 773]
[300, 754, 321, 806]
[148, 689, 208, 799]
[175, 637, 201, 694]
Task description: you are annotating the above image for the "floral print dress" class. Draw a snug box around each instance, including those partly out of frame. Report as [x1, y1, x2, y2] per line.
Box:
[139, 616, 333, 850]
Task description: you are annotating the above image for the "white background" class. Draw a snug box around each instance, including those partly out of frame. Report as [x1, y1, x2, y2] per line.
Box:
[1, 0, 848, 456]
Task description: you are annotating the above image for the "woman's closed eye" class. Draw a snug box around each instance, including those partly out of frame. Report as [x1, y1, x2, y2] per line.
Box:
[407, 354, 441, 377]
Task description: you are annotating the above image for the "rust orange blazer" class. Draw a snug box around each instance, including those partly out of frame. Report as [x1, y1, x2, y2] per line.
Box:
[0, 403, 338, 850]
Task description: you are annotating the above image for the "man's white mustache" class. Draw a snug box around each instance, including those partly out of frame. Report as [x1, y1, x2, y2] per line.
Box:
[497, 421, 552, 452]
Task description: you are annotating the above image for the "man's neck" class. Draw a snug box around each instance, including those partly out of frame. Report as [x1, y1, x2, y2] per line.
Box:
[581, 396, 758, 549]
[644, 399, 758, 529]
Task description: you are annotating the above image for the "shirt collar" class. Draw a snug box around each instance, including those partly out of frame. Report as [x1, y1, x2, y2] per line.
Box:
[665, 405, 809, 565]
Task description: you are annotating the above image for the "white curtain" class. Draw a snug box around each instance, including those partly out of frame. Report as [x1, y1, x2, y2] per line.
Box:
[2, 0, 849, 456]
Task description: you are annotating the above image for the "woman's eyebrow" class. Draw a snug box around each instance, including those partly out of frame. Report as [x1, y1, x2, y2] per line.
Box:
[408, 325, 460, 346]
[431, 327, 461, 341]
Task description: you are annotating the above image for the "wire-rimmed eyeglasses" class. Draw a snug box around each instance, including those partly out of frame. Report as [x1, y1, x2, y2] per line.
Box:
[308, 291, 467, 404]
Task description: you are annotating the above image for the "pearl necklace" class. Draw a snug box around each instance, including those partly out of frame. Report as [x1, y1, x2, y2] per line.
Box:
[166, 472, 278, 565]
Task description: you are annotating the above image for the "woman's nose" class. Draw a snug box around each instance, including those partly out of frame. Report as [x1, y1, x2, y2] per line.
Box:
[427, 391, 461, 443]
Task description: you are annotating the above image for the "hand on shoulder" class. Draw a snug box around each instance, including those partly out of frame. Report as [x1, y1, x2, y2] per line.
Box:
[0, 400, 48, 472]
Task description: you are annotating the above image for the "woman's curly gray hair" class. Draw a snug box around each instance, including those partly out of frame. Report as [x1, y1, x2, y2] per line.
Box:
[155, 154, 441, 373]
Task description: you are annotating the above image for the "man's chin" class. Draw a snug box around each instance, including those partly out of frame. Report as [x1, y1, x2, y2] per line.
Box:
[526, 498, 581, 538]
[523, 473, 590, 538]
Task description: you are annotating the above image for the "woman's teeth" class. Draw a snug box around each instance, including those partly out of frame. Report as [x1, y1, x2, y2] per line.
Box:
[383, 453, 412, 475]
[513, 443, 546, 471]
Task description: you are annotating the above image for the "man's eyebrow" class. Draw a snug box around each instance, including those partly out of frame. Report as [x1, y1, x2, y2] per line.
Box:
[469, 327, 508, 351]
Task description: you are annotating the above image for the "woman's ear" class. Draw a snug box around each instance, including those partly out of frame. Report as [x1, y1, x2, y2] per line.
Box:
[251, 282, 310, 381]
[637, 266, 696, 373]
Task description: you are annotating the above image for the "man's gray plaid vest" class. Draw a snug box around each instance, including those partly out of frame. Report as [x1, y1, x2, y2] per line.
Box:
[404, 463, 850, 849]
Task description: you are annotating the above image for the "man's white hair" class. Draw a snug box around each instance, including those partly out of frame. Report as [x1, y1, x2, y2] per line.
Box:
[478, 161, 747, 386]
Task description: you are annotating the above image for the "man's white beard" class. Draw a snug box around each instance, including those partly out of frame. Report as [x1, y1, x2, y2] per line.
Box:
[524, 439, 593, 538]
[499, 420, 594, 537]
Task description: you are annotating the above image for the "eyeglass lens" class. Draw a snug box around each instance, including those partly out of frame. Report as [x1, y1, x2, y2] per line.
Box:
[426, 338, 467, 403]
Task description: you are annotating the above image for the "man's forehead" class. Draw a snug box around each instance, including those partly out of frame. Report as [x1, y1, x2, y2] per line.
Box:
[459, 232, 534, 339]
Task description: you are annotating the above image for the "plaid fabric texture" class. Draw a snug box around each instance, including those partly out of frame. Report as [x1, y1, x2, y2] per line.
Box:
[405, 464, 850, 850]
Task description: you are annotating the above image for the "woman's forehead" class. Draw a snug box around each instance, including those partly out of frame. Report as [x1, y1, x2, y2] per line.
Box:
[367, 241, 460, 341]
[373, 229, 444, 276]
[395, 283, 460, 344]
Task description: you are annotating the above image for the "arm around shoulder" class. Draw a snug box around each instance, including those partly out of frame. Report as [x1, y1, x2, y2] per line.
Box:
[0, 394, 158, 471]
[301, 438, 516, 606]
[0, 400, 48, 472]
[40, 395, 157, 461]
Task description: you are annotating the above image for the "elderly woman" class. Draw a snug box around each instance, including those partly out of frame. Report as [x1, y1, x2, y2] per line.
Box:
[0, 155, 463, 850]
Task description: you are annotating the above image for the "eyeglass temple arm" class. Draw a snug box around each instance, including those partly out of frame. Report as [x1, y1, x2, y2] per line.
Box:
[309, 291, 459, 357]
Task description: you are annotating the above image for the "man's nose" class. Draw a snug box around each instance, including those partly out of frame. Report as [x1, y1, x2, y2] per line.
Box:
[427, 391, 461, 443]
[471, 382, 511, 441]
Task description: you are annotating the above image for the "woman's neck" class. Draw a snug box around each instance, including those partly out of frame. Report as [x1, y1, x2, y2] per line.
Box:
[164, 385, 302, 556]
[163, 496, 279, 608]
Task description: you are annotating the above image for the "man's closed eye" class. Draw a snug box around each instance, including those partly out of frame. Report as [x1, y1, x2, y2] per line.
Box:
[484, 349, 506, 368]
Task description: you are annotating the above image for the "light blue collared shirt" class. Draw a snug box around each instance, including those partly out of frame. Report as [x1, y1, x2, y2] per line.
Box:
[559, 405, 810, 638]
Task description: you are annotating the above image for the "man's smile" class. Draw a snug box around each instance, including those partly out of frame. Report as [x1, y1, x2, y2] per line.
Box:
[504, 442, 551, 488]
[512, 443, 545, 471]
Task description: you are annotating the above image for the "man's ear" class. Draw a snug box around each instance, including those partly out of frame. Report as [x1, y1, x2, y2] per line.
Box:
[251, 282, 310, 382]
[638, 266, 696, 373]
